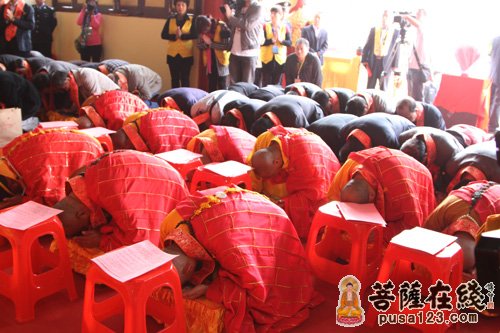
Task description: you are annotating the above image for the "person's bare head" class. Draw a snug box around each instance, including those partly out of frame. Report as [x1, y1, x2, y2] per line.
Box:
[345, 96, 368, 117]
[110, 129, 134, 150]
[76, 114, 94, 129]
[295, 38, 310, 63]
[396, 97, 417, 123]
[400, 137, 427, 164]
[251, 142, 283, 179]
[164, 242, 197, 285]
[340, 174, 376, 204]
[313, 12, 321, 28]
[53, 192, 91, 238]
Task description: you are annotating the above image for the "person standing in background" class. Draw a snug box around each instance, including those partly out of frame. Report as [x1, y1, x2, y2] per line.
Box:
[32, 0, 57, 58]
[261, 5, 291, 86]
[161, 0, 196, 88]
[224, 0, 263, 84]
[0, 0, 34, 57]
[405, 9, 431, 102]
[489, 35, 500, 132]
[76, 0, 102, 62]
[361, 10, 400, 91]
[301, 11, 328, 65]
[196, 15, 231, 92]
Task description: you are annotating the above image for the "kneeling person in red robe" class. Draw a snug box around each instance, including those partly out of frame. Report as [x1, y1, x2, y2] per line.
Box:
[160, 185, 319, 332]
[248, 126, 341, 238]
[328, 147, 436, 244]
[53, 150, 189, 273]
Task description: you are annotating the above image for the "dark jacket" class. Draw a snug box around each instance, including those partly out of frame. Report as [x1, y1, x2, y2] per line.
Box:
[251, 95, 324, 135]
[32, 4, 57, 43]
[248, 85, 284, 101]
[341, 113, 416, 149]
[283, 52, 322, 86]
[222, 98, 266, 130]
[0, 71, 40, 120]
[422, 102, 446, 130]
[158, 87, 208, 116]
[362, 27, 400, 74]
[306, 113, 358, 156]
[0, 2, 35, 53]
[301, 24, 328, 64]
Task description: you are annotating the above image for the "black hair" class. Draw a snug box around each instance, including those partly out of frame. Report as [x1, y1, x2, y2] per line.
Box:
[195, 15, 212, 35]
[346, 282, 354, 287]
[401, 137, 427, 164]
[13, 58, 25, 70]
[345, 96, 368, 117]
[250, 117, 274, 137]
[32, 72, 51, 90]
[220, 113, 240, 128]
[50, 70, 70, 88]
[174, 0, 190, 6]
[311, 90, 330, 112]
[339, 138, 366, 163]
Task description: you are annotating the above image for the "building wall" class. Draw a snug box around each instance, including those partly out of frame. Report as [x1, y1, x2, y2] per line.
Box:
[52, 11, 200, 92]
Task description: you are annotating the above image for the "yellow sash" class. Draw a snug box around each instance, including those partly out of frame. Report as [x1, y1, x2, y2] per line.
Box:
[202, 22, 231, 67]
[260, 23, 288, 65]
[167, 14, 194, 58]
[374, 27, 395, 57]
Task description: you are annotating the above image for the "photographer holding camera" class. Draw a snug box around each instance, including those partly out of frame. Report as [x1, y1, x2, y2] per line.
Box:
[222, 0, 263, 84]
[76, 0, 102, 62]
[404, 9, 432, 102]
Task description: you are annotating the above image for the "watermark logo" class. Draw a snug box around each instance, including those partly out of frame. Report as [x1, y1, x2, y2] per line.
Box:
[336, 275, 365, 327]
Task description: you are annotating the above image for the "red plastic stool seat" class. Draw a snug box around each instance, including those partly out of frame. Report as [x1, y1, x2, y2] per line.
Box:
[0, 201, 77, 322]
[155, 149, 203, 181]
[82, 240, 186, 333]
[306, 201, 385, 287]
[366, 227, 463, 333]
[190, 160, 252, 193]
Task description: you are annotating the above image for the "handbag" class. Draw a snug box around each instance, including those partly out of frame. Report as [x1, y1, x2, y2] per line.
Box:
[74, 35, 84, 54]
[413, 46, 431, 82]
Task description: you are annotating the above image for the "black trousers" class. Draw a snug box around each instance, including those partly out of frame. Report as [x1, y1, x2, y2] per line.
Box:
[167, 54, 193, 88]
[33, 41, 52, 58]
[367, 57, 385, 90]
[81, 45, 102, 62]
[262, 59, 284, 86]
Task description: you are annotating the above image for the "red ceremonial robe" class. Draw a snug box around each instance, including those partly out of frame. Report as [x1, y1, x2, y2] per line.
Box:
[1, 129, 104, 206]
[187, 125, 257, 163]
[249, 126, 341, 238]
[164, 186, 317, 333]
[70, 150, 189, 251]
[123, 108, 200, 154]
[80, 90, 148, 130]
[330, 147, 436, 243]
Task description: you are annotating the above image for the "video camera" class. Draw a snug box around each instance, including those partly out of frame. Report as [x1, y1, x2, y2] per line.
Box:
[219, 0, 238, 15]
[393, 11, 415, 43]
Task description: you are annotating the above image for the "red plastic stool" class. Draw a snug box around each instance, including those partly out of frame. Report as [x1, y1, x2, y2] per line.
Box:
[155, 149, 203, 180]
[366, 227, 463, 333]
[0, 201, 77, 322]
[79, 127, 116, 152]
[190, 160, 253, 193]
[82, 240, 186, 333]
[306, 201, 385, 287]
